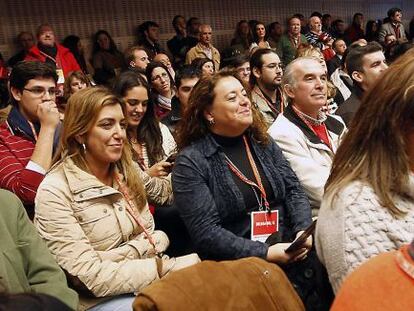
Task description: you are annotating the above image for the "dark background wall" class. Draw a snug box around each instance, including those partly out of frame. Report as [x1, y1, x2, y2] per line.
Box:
[1, 0, 412, 60]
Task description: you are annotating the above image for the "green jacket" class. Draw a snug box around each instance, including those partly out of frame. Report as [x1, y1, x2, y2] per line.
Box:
[0, 190, 78, 310]
[277, 34, 309, 66]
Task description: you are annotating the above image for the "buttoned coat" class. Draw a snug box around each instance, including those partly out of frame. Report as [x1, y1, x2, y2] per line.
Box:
[34, 157, 170, 298]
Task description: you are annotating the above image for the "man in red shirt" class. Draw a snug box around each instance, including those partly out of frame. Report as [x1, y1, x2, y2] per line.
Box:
[0, 61, 60, 217]
[268, 57, 346, 214]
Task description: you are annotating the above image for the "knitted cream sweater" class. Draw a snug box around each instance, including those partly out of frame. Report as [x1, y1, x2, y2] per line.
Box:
[315, 175, 414, 293]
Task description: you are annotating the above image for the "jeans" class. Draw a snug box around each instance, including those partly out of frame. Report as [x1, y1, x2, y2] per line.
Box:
[88, 294, 135, 311]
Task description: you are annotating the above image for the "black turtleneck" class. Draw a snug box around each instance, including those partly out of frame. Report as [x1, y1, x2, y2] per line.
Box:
[211, 133, 275, 213]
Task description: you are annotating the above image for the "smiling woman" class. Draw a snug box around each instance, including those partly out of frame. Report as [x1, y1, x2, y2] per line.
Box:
[34, 87, 199, 309]
[173, 71, 330, 309]
[113, 71, 176, 178]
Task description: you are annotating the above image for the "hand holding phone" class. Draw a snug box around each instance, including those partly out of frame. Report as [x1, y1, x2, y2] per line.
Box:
[165, 153, 177, 163]
[285, 220, 316, 253]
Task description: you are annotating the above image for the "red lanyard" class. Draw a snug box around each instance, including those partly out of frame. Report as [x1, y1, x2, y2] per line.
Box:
[292, 105, 332, 150]
[27, 121, 38, 141]
[39, 50, 62, 69]
[254, 87, 284, 114]
[225, 136, 270, 213]
[131, 142, 147, 170]
[114, 173, 160, 256]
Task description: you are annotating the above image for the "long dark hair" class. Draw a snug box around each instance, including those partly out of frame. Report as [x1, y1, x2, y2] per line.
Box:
[175, 71, 269, 150]
[62, 35, 87, 73]
[145, 61, 175, 94]
[92, 30, 119, 55]
[252, 22, 267, 43]
[113, 71, 164, 166]
[231, 20, 252, 50]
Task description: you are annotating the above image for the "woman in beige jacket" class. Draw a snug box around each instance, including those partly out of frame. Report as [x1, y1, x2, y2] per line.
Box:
[34, 87, 199, 310]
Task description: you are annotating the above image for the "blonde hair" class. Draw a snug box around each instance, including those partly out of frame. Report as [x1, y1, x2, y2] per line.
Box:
[56, 87, 147, 210]
[324, 51, 414, 216]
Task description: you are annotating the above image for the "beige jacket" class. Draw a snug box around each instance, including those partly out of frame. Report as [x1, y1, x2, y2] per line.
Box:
[185, 43, 221, 70]
[34, 157, 171, 298]
[137, 160, 173, 206]
[251, 85, 286, 128]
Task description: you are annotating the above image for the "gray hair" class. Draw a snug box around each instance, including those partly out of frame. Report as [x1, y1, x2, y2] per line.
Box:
[282, 56, 320, 87]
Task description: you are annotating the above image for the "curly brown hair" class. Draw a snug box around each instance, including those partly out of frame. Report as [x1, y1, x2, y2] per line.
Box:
[175, 70, 269, 150]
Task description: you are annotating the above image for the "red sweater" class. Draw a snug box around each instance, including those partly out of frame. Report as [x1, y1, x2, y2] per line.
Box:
[25, 44, 80, 77]
[0, 122, 44, 205]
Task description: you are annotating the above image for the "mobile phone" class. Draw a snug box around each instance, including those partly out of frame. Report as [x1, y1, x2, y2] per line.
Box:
[165, 153, 177, 163]
[284, 220, 317, 253]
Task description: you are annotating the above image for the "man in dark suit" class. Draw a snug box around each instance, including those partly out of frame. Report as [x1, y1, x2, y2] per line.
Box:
[327, 39, 347, 76]
[336, 42, 388, 126]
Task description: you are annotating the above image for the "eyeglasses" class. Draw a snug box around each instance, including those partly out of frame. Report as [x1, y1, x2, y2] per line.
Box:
[23, 87, 58, 97]
[263, 63, 283, 71]
[151, 72, 169, 82]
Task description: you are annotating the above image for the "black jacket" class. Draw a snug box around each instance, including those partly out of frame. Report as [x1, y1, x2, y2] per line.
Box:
[336, 85, 364, 126]
[172, 133, 311, 260]
[161, 96, 181, 136]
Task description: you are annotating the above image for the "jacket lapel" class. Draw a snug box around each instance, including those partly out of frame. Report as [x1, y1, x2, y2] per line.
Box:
[283, 104, 344, 152]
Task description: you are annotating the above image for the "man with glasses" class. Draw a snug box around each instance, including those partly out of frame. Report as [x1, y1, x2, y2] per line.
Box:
[250, 49, 284, 127]
[0, 61, 59, 217]
[153, 53, 176, 81]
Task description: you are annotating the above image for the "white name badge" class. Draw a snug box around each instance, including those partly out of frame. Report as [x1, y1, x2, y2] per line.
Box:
[250, 210, 279, 242]
[56, 68, 65, 84]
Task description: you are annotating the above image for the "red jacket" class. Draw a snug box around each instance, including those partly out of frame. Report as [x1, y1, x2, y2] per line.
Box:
[25, 44, 80, 77]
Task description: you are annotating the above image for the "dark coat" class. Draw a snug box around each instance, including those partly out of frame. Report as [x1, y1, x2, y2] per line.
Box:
[327, 55, 342, 77]
[167, 35, 197, 69]
[161, 96, 181, 137]
[172, 133, 312, 260]
[336, 86, 364, 126]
